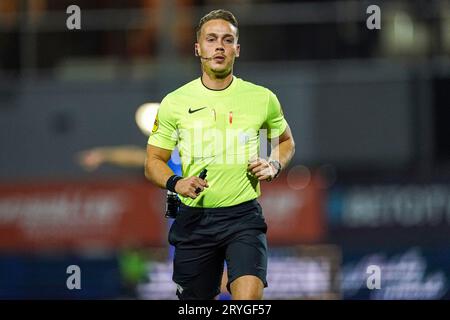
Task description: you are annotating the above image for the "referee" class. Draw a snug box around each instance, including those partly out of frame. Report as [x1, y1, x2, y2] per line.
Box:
[145, 9, 295, 300]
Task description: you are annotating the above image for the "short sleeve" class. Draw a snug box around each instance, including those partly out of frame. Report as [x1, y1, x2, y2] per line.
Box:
[147, 97, 178, 150]
[265, 91, 288, 139]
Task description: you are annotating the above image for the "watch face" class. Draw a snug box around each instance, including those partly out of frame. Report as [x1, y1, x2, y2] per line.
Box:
[271, 160, 281, 170]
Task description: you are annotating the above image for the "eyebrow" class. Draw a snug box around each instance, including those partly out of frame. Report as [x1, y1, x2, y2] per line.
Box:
[205, 33, 235, 38]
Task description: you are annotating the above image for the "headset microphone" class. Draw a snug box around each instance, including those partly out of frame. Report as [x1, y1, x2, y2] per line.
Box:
[195, 49, 213, 60]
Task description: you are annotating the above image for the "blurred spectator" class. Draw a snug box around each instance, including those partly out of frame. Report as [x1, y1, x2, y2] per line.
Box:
[76, 145, 146, 171]
[76, 145, 182, 177]
[75, 101, 180, 173]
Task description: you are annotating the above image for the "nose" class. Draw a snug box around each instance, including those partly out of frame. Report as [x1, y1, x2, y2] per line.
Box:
[215, 46, 225, 52]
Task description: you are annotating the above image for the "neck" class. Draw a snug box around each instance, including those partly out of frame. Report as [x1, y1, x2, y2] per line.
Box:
[201, 72, 233, 90]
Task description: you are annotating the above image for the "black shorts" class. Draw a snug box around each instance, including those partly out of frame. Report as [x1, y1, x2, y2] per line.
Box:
[168, 199, 268, 300]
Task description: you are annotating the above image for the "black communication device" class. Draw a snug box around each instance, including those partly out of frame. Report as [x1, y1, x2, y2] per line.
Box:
[195, 169, 208, 194]
[165, 168, 208, 219]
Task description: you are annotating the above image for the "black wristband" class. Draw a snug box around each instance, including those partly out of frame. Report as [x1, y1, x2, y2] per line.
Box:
[166, 175, 183, 193]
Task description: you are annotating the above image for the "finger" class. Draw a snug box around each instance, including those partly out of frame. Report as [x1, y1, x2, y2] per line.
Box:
[204, 179, 209, 188]
[255, 170, 266, 178]
[192, 179, 205, 189]
[257, 166, 274, 176]
[187, 188, 198, 198]
[249, 161, 263, 170]
[258, 175, 271, 181]
[251, 164, 268, 175]
[192, 182, 204, 194]
[248, 162, 262, 171]
[197, 177, 208, 187]
[247, 160, 263, 170]
[195, 186, 204, 193]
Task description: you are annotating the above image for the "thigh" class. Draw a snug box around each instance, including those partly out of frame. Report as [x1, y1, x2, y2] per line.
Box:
[225, 229, 268, 293]
[173, 246, 225, 300]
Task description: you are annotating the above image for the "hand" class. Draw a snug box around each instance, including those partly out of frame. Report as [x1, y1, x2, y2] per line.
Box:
[247, 158, 277, 181]
[175, 176, 209, 199]
[76, 149, 105, 171]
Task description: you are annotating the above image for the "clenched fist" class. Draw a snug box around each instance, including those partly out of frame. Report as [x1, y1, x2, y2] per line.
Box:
[175, 176, 209, 199]
[247, 158, 277, 181]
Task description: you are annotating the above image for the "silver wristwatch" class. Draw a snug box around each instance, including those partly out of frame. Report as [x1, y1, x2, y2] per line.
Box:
[268, 159, 282, 181]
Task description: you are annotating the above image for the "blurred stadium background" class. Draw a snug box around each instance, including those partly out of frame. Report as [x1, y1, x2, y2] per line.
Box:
[1, 0, 450, 299]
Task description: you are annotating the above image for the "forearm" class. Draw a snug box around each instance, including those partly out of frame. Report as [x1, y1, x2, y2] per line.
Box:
[144, 157, 176, 189]
[270, 137, 295, 170]
[100, 146, 146, 167]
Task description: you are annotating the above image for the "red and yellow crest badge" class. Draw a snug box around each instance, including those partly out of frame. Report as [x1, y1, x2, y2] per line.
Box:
[152, 114, 159, 133]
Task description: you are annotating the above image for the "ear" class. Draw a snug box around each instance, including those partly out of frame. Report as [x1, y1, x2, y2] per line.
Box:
[235, 43, 240, 58]
[194, 43, 200, 57]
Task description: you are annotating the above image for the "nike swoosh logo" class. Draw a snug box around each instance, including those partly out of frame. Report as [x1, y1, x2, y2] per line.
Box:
[188, 107, 207, 114]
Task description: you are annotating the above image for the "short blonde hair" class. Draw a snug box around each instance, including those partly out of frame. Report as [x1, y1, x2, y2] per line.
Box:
[196, 9, 238, 40]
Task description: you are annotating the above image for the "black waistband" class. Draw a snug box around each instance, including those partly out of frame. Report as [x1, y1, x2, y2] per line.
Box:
[179, 199, 259, 214]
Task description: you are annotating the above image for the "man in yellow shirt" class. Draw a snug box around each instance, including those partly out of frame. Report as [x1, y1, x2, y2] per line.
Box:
[145, 9, 295, 300]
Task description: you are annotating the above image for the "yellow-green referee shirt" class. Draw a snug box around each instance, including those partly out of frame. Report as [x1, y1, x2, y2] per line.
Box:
[148, 76, 287, 208]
